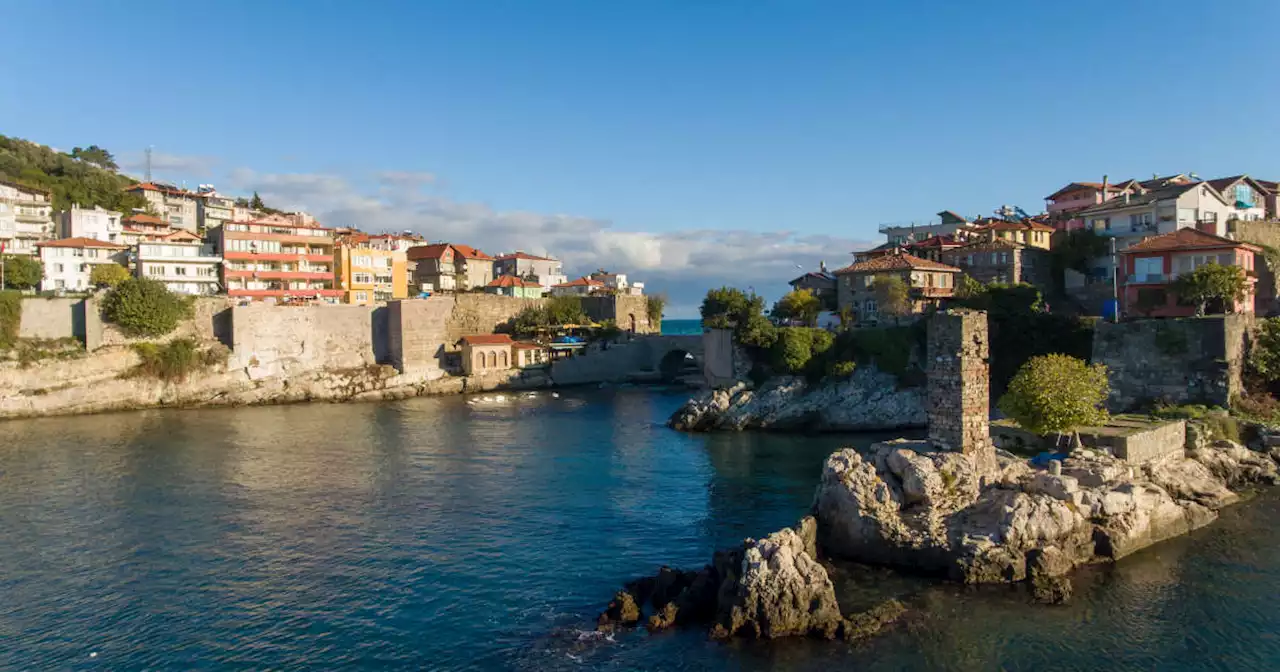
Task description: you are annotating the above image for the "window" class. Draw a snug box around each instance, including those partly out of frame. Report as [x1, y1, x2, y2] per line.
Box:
[863, 298, 878, 315]
[198, 267, 216, 277]
[55, 279, 65, 289]
[54, 263, 64, 273]
[147, 265, 165, 275]
[79, 264, 88, 272]
[354, 255, 372, 267]
[175, 266, 188, 276]
[353, 272, 373, 284]
[1133, 257, 1162, 279]
[355, 291, 368, 303]
[1129, 213, 1153, 232]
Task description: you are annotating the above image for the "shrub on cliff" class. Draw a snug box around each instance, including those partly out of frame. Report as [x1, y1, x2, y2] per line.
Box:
[646, 294, 665, 330]
[89, 263, 131, 289]
[0, 290, 20, 349]
[131, 338, 223, 382]
[872, 276, 910, 321]
[768, 327, 833, 377]
[102, 278, 193, 337]
[1248, 317, 1280, 389]
[999, 354, 1109, 439]
[1, 255, 43, 290]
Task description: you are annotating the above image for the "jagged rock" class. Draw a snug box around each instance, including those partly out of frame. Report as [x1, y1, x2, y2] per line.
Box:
[838, 599, 907, 640]
[1191, 441, 1280, 487]
[1144, 454, 1238, 509]
[597, 591, 641, 631]
[1031, 573, 1072, 604]
[715, 525, 844, 639]
[668, 368, 926, 433]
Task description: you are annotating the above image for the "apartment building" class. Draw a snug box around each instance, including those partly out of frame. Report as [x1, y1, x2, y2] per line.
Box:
[1119, 229, 1260, 317]
[0, 179, 55, 256]
[58, 205, 123, 243]
[124, 182, 200, 232]
[832, 252, 961, 325]
[119, 214, 175, 246]
[334, 236, 408, 305]
[136, 240, 223, 295]
[406, 243, 495, 293]
[209, 219, 340, 303]
[493, 251, 567, 291]
[36, 238, 129, 291]
[196, 186, 235, 232]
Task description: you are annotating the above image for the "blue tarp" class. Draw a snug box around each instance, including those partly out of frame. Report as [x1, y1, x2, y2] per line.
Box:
[1031, 451, 1070, 466]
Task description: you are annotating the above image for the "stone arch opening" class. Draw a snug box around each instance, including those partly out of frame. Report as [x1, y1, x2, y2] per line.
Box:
[658, 349, 696, 382]
[628, 312, 637, 333]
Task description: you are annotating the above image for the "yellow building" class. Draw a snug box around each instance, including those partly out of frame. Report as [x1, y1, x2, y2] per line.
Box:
[334, 236, 409, 304]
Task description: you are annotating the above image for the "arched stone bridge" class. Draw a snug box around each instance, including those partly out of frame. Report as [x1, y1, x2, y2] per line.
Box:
[548, 334, 704, 386]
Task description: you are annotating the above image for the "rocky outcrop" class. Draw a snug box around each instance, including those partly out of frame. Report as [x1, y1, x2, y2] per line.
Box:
[597, 516, 906, 641]
[669, 367, 926, 433]
[813, 439, 1280, 587]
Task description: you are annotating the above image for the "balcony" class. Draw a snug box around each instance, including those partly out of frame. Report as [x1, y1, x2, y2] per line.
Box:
[225, 269, 334, 281]
[912, 286, 955, 298]
[1127, 273, 1169, 284]
[223, 251, 333, 263]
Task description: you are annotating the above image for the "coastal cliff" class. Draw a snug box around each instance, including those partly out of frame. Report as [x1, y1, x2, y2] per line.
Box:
[669, 367, 926, 432]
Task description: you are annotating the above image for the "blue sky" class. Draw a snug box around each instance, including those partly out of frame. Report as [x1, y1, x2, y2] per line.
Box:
[3, 0, 1279, 315]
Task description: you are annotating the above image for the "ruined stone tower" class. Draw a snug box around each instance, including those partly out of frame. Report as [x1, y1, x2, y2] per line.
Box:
[926, 309, 991, 456]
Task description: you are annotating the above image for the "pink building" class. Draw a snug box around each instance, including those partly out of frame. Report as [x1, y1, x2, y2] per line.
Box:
[1119, 228, 1259, 317]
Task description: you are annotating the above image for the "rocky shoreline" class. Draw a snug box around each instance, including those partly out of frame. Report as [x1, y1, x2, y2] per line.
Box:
[597, 429, 1280, 642]
[669, 367, 926, 433]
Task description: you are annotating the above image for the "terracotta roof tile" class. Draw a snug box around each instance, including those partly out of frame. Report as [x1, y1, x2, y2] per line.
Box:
[460, 334, 515, 346]
[832, 253, 962, 275]
[1121, 228, 1261, 254]
[486, 275, 543, 288]
[37, 237, 128, 249]
[123, 213, 166, 226]
[553, 276, 605, 288]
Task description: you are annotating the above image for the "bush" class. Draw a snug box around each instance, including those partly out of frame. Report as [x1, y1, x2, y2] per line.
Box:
[1, 255, 43, 290]
[1172, 263, 1246, 315]
[828, 360, 857, 378]
[646, 294, 665, 329]
[102, 278, 193, 337]
[89, 263, 131, 289]
[998, 354, 1110, 436]
[0, 290, 19, 349]
[768, 327, 833, 377]
[131, 338, 219, 381]
[1248, 317, 1280, 384]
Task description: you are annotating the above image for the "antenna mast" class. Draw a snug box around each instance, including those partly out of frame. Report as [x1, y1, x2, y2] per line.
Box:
[145, 146, 153, 182]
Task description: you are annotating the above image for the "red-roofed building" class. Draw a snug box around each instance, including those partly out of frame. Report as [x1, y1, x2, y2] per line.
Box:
[550, 276, 606, 297]
[831, 252, 962, 324]
[406, 242, 495, 293]
[485, 274, 545, 298]
[493, 251, 566, 290]
[120, 213, 175, 245]
[208, 219, 340, 303]
[459, 333, 515, 374]
[125, 182, 200, 233]
[1119, 229, 1260, 317]
[36, 237, 128, 292]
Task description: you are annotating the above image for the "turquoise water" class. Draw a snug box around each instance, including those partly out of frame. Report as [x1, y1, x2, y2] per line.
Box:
[2, 390, 1279, 670]
[661, 318, 702, 335]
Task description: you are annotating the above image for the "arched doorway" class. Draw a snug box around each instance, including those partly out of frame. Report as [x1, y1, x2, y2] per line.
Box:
[628, 313, 637, 333]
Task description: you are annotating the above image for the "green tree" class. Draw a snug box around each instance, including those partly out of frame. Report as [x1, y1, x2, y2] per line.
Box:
[700, 286, 756, 329]
[0, 135, 145, 212]
[69, 145, 118, 171]
[873, 275, 911, 320]
[1248, 317, 1280, 384]
[998, 354, 1109, 442]
[1172, 263, 1247, 316]
[101, 278, 193, 337]
[0, 290, 20, 349]
[1, 255, 43, 290]
[771, 288, 822, 327]
[250, 191, 266, 210]
[89, 263, 131, 289]
[769, 327, 834, 376]
[646, 294, 665, 330]
[955, 274, 984, 300]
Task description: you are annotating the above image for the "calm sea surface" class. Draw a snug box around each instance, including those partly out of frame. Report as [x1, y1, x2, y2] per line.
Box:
[661, 319, 702, 336]
[2, 389, 1279, 670]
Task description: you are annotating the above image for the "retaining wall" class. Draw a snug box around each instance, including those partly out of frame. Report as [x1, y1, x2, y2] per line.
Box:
[1093, 316, 1249, 411]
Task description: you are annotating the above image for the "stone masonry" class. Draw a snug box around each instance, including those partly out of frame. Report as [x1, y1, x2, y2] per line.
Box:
[926, 309, 991, 456]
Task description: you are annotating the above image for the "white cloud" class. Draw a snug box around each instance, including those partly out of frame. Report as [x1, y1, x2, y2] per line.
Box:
[225, 168, 873, 317]
[120, 151, 219, 180]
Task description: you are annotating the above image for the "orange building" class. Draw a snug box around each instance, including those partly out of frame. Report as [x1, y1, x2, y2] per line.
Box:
[334, 233, 409, 305]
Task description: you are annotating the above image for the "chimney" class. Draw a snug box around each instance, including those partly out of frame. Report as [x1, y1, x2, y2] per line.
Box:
[1102, 174, 1109, 202]
[1124, 192, 1131, 204]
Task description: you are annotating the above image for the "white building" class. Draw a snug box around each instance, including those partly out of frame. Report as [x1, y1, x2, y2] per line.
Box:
[58, 205, 123, 243]
[494, 251, 568, 291]
[37, 238, 129, 292]
[588, 269, 644, 295]
[0, 179, 55, 256]
[136, 240, 223, 295]
[550, 276, 605, 297]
